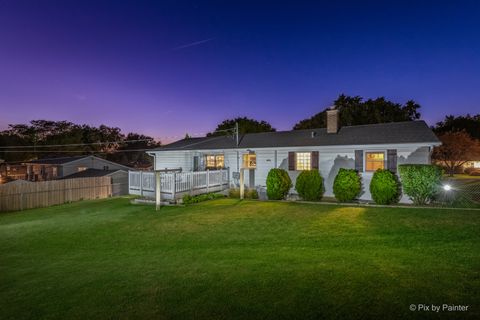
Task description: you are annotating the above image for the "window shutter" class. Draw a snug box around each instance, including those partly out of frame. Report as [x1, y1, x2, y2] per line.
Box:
[311, 151, 319, 170]
[288, 152, 296, 171]
[387, 149, 397, 172]
[354, 150, 363, 172]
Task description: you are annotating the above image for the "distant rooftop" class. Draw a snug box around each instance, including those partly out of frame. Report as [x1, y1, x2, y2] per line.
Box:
[24, 155, 91, 165]
[62, 168, 125, 179]
[152, 121, 440, 151]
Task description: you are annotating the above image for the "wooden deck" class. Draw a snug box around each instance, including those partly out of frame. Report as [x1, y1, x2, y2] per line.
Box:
[128, 169, 229, 201]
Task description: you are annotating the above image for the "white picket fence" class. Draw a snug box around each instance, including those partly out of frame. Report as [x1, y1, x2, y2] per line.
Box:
[128, 169, 229, 200]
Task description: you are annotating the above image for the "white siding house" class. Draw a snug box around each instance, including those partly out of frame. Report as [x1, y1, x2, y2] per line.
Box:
[147, 113, 440, 203]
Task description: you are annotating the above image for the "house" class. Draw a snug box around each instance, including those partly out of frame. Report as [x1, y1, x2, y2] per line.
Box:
[62, 168, 129, 196]
[22, 155, 130, 182]
[0, 162, 28, 184]
[147, 109, 441, 202]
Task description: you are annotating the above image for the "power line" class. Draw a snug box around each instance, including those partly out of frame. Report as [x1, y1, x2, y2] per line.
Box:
[0, 128, 236, 149]
[0, 138, 156, 149]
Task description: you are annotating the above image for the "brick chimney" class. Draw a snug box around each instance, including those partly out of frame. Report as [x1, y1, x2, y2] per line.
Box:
[326, 106, 339, 134]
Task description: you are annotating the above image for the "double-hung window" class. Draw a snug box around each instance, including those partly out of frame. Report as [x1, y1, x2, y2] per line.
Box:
[295, 152, 311, 171]
[205, 154, 224, 169]
[365, 152, 385, 171]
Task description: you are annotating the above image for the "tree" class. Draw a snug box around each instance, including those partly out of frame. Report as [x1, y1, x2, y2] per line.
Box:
[293, 94, 421, 130]
[433, 114, 480, 140]
[432, 131, 480, 176]
[207, 117, 276, 137]
[0, 120, 160, 166]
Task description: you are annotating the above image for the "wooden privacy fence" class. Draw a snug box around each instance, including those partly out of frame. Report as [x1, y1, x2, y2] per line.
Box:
[0, 176, 112, 212]
[129, 169, 229, 200]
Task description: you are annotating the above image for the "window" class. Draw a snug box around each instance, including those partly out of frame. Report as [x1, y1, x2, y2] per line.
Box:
[52, 167, 57, 177]
[365, 152, 385, 171]
[242, 154, 257, 168]
[205, 154, 224, 169]
[296, 152, 311, 171]
[77, 166, 88, 172]
[103, 166, 109, 170]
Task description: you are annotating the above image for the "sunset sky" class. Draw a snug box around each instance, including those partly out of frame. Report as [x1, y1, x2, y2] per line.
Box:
[1, 0, 479, 142]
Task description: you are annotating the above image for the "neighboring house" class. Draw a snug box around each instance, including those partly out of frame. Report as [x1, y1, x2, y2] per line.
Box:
[62, 168, 129, 196]
[147, 108, 441, 202]
[22, 155, 130, 182]
[462, 159, 480, 170]
[0, 162, 28, 184]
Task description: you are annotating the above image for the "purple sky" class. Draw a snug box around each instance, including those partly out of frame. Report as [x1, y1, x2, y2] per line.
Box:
[1, 1, 479, 143]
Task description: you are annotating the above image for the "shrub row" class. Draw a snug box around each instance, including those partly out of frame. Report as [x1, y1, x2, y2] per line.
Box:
[182, 193, 225, 205]
[228, 188, 259, 199]
[264, 164, 441, 205]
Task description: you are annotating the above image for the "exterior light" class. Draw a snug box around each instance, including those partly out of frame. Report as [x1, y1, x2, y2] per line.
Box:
[443, 184, 451, 191]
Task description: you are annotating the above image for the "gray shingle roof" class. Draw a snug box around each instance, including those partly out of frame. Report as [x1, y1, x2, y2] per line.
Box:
[153, 121, 439, 151]
[25, 155, 90, 165]
[62, 169, 123, 179]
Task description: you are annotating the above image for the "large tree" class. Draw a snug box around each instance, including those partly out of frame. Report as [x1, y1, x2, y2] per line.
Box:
[293, 94, 421, 130]
[433, 114, 480, 140]
[432, 131, 480, 176]
[207, 117, 276, 137]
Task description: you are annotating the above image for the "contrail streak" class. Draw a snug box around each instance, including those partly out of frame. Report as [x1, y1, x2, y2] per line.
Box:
[172, 38, 215, 50]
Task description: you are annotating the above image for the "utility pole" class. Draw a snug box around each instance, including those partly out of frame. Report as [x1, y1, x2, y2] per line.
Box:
[235, 122, 239, 146]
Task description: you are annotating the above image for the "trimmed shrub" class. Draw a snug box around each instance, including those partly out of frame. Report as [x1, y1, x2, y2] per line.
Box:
[182, 193, 224, 205]
[295, 169, 324, 201]
[369, 169, 400, 204]
[398, 164, 442, 205]
[333, 168, 361, 202]
[228, 188, 259, 199]
[266, 168, 292, 200]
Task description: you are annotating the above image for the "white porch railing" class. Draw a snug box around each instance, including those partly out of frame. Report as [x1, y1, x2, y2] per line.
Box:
[128, 169, 229, 200]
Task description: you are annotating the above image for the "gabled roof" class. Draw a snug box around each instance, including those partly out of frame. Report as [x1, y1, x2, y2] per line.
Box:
[62, 168, 126, 179]
[23, 155, 131, 170]
[152, 121, 440, 151]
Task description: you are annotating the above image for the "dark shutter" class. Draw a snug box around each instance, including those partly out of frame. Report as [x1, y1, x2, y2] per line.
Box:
[387, 149, 397, 172]
[288, 152, 296, 171]
[311, 151, 319, 170]
[355, 150, 363, 172]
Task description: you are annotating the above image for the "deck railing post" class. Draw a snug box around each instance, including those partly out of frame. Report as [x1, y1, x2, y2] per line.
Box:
[155, 171, 161, 211]
[206, 170, 210, 193]
[172, 172, 177, 200]
[226, 167, 230, 188]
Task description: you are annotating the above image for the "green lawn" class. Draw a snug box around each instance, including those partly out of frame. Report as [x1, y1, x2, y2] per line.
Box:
[0, 198, 479, 319]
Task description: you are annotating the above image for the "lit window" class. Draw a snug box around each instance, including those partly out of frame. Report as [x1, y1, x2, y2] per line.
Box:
[77, 166, 88, 172]
[365, 152, 384, 171]
[242, 154, 257, 168]
[296, 152, 311, 171]
[52, 167, 57, 177]
[205, 155, 224, 169]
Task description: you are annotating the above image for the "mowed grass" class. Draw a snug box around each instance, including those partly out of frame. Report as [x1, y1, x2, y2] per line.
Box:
[0, 198, 479, 320]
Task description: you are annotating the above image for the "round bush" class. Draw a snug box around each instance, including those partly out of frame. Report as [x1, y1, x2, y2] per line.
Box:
[295, 169, 324, 201]
[398, 164, 441, 205]
[369, 169, 400, 204]
[266, 168, 292, 200]
[333, 168, 361, 202]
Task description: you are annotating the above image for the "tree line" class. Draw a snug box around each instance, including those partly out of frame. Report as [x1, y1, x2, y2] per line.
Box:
[0, 120, 160, 166]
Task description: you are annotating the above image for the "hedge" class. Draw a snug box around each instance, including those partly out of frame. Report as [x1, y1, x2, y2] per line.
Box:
[333, 168, 361, 202]
[369, 169, 400, 204]
[266, 168, 292, 200]
[182, 193, 225, 205]
[398, 164, 442, 205]
[228, 188, 259, 199]
[295, 169, 324, 201]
